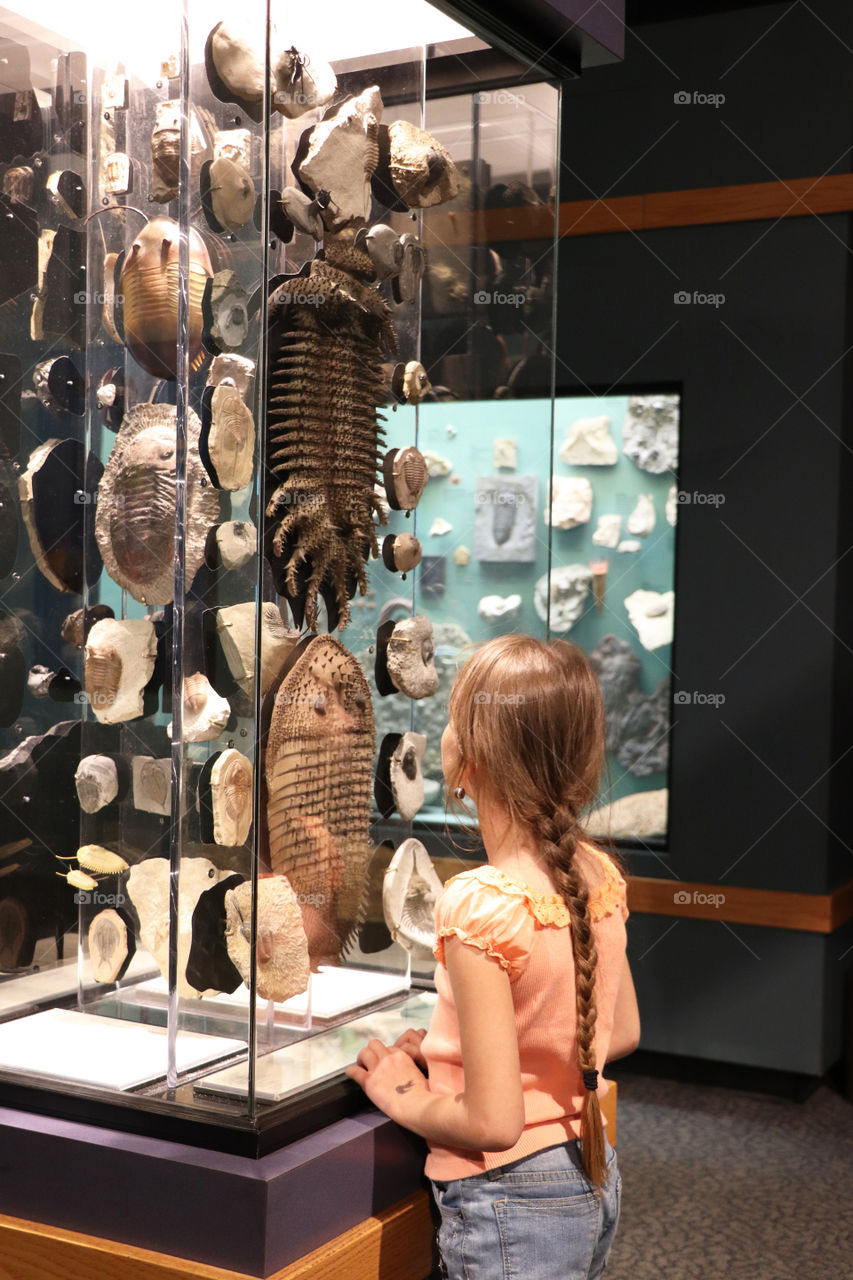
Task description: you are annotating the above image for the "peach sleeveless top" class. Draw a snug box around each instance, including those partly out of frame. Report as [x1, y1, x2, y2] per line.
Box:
[421, 843, 629, 1182]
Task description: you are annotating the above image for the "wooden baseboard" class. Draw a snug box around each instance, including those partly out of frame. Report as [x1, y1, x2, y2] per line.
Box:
[0, 1191, 435, 1280]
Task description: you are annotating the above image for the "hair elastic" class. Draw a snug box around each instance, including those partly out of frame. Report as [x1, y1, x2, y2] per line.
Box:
[582, 1069, 599, 1091]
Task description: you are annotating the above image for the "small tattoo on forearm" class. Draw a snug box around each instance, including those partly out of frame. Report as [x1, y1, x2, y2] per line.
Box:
[395, 1082, 414, 1093]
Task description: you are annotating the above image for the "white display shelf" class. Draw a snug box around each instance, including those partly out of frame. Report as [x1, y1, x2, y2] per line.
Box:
[130, 964, 411, 1023]
[0, 1008, 245, 1090]
[0, 954, 158, 1019]
[198, 992, 436, 1102]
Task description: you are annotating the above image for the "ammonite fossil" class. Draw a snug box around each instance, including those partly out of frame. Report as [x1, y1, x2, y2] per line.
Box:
[117, 216, 212, 379]
[95, 404, 218, 606]
[264, 634, 375, 966]
[224, 877, 310, 1003]
[382, 838, 444, 958]
[380, 615, 438, 700]
[265, 246, 396, 630]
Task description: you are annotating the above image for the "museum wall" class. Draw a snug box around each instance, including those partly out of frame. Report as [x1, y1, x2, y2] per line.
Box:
[556, 0, 853, 1072]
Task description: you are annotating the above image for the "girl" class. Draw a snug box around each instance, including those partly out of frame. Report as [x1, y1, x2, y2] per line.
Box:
[347, 634, 641, 1280]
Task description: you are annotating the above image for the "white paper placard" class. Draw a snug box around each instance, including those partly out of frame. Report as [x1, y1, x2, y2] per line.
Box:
[198, 992, 436, 1103]
[133, 964, 410, 1021]
[0, 1008, 245, 1090]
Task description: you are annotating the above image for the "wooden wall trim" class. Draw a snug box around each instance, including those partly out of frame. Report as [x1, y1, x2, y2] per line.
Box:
[627, 876, 853, 933]
[421, 174, 853, 248]
[435, 858, 853, 934]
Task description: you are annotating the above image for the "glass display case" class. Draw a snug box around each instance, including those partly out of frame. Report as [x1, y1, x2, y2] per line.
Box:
[0, 0, 658, 1152]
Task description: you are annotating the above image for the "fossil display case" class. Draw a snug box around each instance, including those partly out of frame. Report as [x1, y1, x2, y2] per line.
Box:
[0, 0, 648, 1156]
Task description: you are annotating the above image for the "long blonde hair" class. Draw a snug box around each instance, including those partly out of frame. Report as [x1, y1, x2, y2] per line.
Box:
[446, 633, 621, 1187]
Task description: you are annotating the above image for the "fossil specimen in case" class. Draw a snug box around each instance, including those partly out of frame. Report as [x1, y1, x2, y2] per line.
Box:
[264, 634, 375, 966]
[374, 731, 426, 821]
[19, 438, 103, 594]
[88, 909, 134, 984]
[116, 216, 212, 379]
[75, 755, 120, 814]
[265, 235, 397, 630]
[201, 383, 255, 490]
[382, 838, 444, 958]
[132, 755, 171, 816]
[224, 876, 310, 1003]
[128, 856, 226, 998]
[83, 617, 157, 724]
[96, 404, 218, 606]
[199, 747, 253, 847]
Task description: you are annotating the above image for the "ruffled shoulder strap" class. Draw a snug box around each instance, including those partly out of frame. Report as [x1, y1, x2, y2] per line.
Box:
[580, 844, 630, 923]
[445, 865, 571, 927]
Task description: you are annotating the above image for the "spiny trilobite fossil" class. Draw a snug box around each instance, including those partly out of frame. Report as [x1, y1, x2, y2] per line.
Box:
[265, 244, 396, 630]
[96, 404, 218, 605]
[264, 634, 375, 966]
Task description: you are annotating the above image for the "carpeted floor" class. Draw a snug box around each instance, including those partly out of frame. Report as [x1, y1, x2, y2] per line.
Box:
[604, 1073, 853, 1280]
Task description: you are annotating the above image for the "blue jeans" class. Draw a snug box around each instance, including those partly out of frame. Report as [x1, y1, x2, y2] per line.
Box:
[430, 1137, 621, 1280]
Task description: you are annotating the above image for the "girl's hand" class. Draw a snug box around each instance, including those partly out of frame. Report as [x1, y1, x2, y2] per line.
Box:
[394, 1027, 427, 1070]
[346, 1039, 428, 1122]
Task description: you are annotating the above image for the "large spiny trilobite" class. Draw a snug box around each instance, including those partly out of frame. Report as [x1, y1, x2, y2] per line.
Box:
[264, 634, 375, 966]
[264, 242, 396, 630]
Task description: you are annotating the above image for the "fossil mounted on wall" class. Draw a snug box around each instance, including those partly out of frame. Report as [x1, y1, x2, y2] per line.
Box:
[88, 908, 134, 985]
[117, 216, 212, 379]
[200, 383, 255, 490]
[95, 404, 218, 606]
[272, 46, 336, 118]
[382, 838, 444, 958]
[215, 601, 299, 700]
[127, 856, 226, 998]
[224, 876, 310, 1003]
[265, 235, 397, 630]
[19, 438, 103, 593]
[375, 615, 438, 700]
[264, 634, 375, 966]
[75, 755, 120, 814]
[374, 731, 426, 821]
[293, 85, 382, 230]
[473, 475, 538, 563]
[83, 617, 157, 725]
[198, 747, 253, 847]
[132, 755, 171, 816]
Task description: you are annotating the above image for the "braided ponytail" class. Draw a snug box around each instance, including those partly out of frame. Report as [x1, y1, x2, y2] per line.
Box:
[533, 803, 607, 1188]
[446, 634, 616, 1190]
